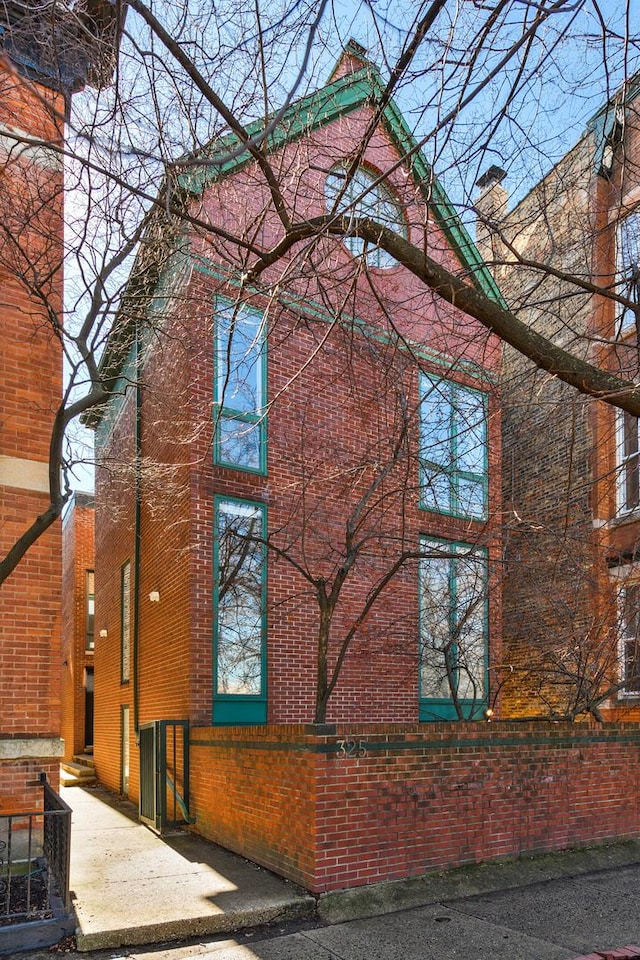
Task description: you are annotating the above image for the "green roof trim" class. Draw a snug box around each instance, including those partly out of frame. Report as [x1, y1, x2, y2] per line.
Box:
[178, 58, 503, 306]
[191, 252, 498, 384]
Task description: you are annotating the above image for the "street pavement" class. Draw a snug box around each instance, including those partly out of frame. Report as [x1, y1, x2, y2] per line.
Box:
[10, 785, 640, 960]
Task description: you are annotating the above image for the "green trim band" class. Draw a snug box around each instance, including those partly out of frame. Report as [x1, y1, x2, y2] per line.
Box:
[190, 729, 640, 755]
[193, 254, 497, 384]
[178, 61, 502, 306]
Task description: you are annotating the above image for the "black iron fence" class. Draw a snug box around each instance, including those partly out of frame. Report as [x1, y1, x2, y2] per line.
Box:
[139, 720, 191, 832]
[0, 776, 71, 926]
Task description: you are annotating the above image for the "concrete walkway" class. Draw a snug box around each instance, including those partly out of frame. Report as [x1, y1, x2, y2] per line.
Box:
[61, 784, 640, 959]
[63, 785, 313, 950]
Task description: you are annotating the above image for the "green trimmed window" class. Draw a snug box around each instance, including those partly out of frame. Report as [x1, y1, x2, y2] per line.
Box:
[120, 560, 131, 683]
[419, 374, 488, 519]
[213, 497, 267, 724]
[419, 538, 488, 720]
[214, 300, 266, 473]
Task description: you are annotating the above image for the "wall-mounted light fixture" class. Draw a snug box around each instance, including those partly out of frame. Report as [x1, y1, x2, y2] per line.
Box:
[149, 591, 160, 603]
[99, 629, 108, 638]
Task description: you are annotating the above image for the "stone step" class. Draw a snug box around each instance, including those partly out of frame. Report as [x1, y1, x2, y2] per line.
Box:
[73, 753, 95, 768]
[61, 760, 95, 779]
[60, 767, 95, 788]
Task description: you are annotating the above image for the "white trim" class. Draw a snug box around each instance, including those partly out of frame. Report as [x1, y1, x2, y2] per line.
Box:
[0, 123, 62, 170]
[0, 738, 64, 761]
[609, 569, 640, 697]
[615, 210, 640, 335]
[0, 456, 49, 493]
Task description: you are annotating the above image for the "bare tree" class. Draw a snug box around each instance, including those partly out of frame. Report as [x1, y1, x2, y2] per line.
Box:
[3, 0, 640, 721]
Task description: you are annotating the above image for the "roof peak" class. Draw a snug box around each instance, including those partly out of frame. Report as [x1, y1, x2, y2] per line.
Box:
[327, 38, 377, 83]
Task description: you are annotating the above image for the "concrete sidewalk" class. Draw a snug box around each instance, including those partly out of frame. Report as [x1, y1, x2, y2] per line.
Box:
[63, 785, 313, 950]
[60, 784, 640, 959]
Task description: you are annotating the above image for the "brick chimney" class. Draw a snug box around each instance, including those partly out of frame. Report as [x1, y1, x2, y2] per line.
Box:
[475, 165, 508, 268]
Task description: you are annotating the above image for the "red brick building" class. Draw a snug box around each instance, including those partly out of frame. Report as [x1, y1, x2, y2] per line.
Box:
[0, 1, 117, 812]
[61, 493, 95, 764]
[92, 44, 506, 885]
[482, 78, 640, 720]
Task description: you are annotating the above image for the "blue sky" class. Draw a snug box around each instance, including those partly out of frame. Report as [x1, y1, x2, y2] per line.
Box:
[65, 0, 640, 491]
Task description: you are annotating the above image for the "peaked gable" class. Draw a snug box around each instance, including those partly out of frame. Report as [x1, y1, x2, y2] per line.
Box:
[178, 47, 502, 304]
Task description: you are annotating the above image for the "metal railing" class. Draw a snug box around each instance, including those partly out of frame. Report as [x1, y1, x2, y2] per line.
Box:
[139, 720, 191, 832]
[0, 776, 71, 926]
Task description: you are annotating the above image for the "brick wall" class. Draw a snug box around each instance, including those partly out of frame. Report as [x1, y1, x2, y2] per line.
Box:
[0, 61, 65, 806]
[189, 721, 640, 893]
[0, 761, 60, 816]
[493, 117, 640, 719]
[93, 83, 503, 796]
[61, 496, 95, 761]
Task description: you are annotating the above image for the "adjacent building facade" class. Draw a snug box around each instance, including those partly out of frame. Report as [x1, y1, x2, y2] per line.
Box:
[481, 76, 640, 720]
[0, 0, 118, 811]
[61, 493, 95, 763]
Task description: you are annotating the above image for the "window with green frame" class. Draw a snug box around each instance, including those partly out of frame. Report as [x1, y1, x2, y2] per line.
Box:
[213, 497, 267, 724]
[214, 299, 266, 473]
[419, 373, 488, 519]
[419, 537, 488, 720]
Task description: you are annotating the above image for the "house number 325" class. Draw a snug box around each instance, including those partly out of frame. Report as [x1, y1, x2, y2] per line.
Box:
[336, 738, 368, 759]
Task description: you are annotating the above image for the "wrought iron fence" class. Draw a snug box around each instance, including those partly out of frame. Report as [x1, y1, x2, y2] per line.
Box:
[0, 776, 71, 926]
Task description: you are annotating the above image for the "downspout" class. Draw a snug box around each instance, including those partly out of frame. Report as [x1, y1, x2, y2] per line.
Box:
[133, 319, 142, 741]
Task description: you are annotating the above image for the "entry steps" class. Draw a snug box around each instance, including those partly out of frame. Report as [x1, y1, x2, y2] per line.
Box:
[60, 751, 96, 787]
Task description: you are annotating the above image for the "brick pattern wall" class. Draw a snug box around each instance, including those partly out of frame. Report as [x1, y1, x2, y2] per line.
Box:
[94, 387, 138, 797]
[61, 497, 95, 761]
[0, 760, 60, 816]
[0, 62, 65, 808]
[190, 722, 640, 893]
[94, 87, 503, 794]
[494, 121, 640, 719]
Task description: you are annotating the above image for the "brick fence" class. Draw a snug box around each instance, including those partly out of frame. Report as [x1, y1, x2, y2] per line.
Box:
[189, 721, 640, 893]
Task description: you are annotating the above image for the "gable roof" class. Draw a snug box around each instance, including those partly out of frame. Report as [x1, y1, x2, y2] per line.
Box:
[87, 44, 504, 428]
[178, 43, 502, 303]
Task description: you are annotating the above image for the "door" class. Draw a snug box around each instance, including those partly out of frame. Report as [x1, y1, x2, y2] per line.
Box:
[84, 667, 94, 749]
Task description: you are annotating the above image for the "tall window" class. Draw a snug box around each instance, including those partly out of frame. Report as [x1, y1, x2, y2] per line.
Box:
[616, 210, 640, 334]
[121, 561, 131, 683]
[419, 374, 488, 519]
[619, 582, 640, 696]
[86, 570, 95, 651]
[617, 410, 640, 512]
[213, 497, 267, 724]
[419, 538, 488, 720]
[214, 300, 266, 473]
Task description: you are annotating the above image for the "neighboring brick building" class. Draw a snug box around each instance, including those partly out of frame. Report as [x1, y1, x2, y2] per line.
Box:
[91, 43, 504, 884]
[61, 493, 95, 764]
[481, 77, 640, 720]
[0, 1, 118, 811]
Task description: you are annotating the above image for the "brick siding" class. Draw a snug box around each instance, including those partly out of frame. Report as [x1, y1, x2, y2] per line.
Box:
[61, 497, 95, 761]
[189, 722, 640, 893]
[0, 62, 65, 807]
